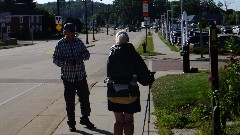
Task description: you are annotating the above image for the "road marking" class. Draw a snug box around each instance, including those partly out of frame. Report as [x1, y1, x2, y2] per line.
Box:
[47, 51, 54, 54]
[0, 83, 44, 106]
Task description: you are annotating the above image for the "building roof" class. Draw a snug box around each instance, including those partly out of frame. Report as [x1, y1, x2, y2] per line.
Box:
[188, 14, 223, 22]
[7, 3, 42, 16]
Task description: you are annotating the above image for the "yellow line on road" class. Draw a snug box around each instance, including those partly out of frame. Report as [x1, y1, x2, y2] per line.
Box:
[47, 51, 54, 54]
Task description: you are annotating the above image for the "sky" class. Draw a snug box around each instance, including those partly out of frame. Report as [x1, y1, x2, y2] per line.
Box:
[35, 0, 113, 4]
[35, 0, 239, 10]
[213, 0, 239, 10]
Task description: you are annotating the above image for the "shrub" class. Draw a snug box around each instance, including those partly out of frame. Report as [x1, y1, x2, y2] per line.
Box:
[218, 37, 240, 134]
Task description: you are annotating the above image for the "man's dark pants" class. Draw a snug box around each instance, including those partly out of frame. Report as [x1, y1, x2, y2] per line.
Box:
[63, 77, 91, 126]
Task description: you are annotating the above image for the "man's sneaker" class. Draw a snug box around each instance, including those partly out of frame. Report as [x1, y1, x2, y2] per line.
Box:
[67, 121, 76, 132]
[69, 126, 76, 132]
[80, 118, 95, 128]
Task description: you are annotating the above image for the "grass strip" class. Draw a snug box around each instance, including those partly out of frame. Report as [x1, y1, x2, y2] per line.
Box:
[151, 71, 213, 134]
[136, 33, 162, 56]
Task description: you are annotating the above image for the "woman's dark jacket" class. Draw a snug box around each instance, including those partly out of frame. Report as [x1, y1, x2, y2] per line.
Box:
[107, 43, 151, 97]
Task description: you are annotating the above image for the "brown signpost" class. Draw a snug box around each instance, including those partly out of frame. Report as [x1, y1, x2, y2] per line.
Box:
[209, 22, 221, 135]
[143, 0, 148, 53]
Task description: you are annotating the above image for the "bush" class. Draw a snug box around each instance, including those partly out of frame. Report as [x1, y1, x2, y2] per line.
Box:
[218, 37, 240, 134]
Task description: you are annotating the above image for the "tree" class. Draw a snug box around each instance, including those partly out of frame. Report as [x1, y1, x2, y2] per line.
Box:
[35, 7, 57, 37]
[15, 0, 34, 3]
[222, 0, 234, 11]
[0, 0, 14, 11]
[171, 0, 222, 18]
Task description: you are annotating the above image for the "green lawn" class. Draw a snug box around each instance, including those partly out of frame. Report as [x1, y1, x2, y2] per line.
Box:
[149, 32, 240, 134]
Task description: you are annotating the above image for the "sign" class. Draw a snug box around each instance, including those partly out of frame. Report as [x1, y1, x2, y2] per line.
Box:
[56, 24, 62, 31]
[143, 0, 148, 4]
[143, 0, 148, 17]
[143, 12, 149, 17]
[55, 16, 62, 24]
[143, 3, 148, 12]
[144, 17, 150, 26]
[0, 12, 11, 22]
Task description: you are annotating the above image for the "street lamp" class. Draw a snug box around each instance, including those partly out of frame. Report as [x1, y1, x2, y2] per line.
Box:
[106, 4, 110, 35]
[91, 0, 102, 41]
[163, 13, 167, 37]
[82, 0, 89, 44]
[181, 0, 182, 16]
[161, 15, 165, 36]
[91, 0, 95, 41]
[57, 0, 61, 39]
[167, 10, 172, 43]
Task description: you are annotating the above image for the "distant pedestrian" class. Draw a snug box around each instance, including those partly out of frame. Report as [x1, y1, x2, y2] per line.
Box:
[106, 31, 153, 135]
[53, 23, 94, 132]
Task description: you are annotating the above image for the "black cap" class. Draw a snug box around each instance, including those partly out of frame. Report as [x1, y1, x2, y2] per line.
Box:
[63, 23, 75, 32]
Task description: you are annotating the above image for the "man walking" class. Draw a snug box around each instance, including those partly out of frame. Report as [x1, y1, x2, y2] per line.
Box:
[53, 23, 94, 132]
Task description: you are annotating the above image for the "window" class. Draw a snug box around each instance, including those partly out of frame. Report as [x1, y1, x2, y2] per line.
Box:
[31, 26, 35, 32]
[20, 26, 23, 31]
[7, 26, 10, 33]
[31, 16, 34, 23]
[36, 16, 39, 23]
[36, 25, 39, 32]
[19, 16, 23, 23]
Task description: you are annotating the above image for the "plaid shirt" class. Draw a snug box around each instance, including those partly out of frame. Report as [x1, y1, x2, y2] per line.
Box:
[53, 37, 90, 82]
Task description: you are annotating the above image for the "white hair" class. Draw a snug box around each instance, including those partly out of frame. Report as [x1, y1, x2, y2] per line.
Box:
[116, 31, 129, 45]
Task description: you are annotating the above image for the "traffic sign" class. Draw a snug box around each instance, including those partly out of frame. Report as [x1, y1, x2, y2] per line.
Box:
[142, 0, 148, 17]
[56, 24, 62, 31]
[143, 0, 148, 4]
[55, 16, 62, 24]
[143, 3, 148, 12]
[143, 12, 148, 17]
[144, 17, 150, 26]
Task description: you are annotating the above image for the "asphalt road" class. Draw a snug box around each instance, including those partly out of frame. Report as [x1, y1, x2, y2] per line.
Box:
[0, 28, 146, 135]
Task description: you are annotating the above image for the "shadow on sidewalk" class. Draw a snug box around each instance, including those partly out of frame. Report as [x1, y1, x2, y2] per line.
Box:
[74, 127, 113, 135]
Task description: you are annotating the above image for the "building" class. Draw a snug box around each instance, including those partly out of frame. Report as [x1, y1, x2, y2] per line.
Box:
[2, 2, 43, 39]
[188, 14, 223, 25]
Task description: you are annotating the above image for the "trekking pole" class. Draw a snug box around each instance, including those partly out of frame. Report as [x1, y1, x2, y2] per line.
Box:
[147, 84, 151, 135]
[142, 71, 155, 135]
[142, 93, 149, 135]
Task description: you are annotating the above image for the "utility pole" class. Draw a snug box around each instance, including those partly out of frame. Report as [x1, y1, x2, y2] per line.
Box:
[92, 0, 95, 41]
[83, 0, 89, 44]
[106, 4, 109, 35]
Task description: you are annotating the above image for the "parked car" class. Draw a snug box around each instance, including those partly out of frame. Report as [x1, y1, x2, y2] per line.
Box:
[220, 26, 232, 34]
[127, 25, 141, 32]
[217, 34, 240, 48]
[188, 35, 209, 48]
[232, 26, 240, 35]
[189, 28, 199, 36]
[112, 25, 118, 30]
[151, 25, 158, 29]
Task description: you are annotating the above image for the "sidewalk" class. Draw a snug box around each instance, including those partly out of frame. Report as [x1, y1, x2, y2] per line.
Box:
[51, 31, 228, 135]
[52, 31, 161, 135]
